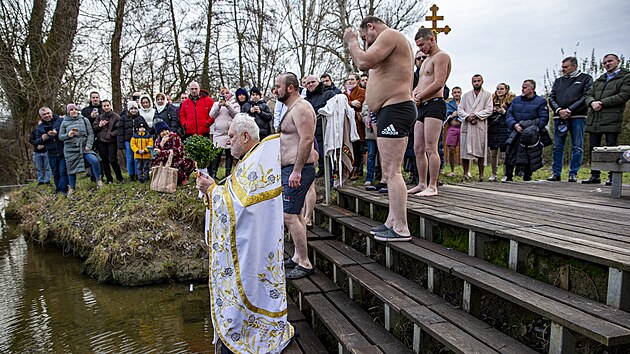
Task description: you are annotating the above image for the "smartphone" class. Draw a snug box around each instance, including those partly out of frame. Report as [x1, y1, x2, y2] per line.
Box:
[219, 95, 225, 101]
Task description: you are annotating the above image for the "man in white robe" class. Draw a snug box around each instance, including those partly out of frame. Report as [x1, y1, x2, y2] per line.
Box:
[197, 114, 294, 354]
[458, 74, 493, 181]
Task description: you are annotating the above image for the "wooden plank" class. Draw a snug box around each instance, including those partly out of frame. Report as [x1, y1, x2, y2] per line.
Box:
[314, 203, 357, 219]
[288, 275, 322, 296]
[325, 239, 375, 265]
[402, 306, 500, 354]
[304, 293, 374, 351]
[309, 240, 356, 268]
[412, 236, 630, 331]
[497, 228, 630, 271]
[292, 320, 329, 354]
[325, 291, 414, 354]
[453, 266, 630, 346]
[309, 272, 342, 293]
[428, 302, 536, 354]
[343, 265, 421, 313]
[282, 340, 303, 354]
[288, 297, 306, 323]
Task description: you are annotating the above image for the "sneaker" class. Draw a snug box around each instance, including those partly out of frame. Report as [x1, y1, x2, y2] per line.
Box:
[364, 181, 372, 186]
[378, 187, 388, 194]
[488, 175, 497, 182]
[546, 175, 561, 181]
[374, 228, 412, 242]
[284, 258, 298, 269]
[96, 180, 103, 189]
[568, 175, 577, 182]
[370, 224, 390, 235]
[366, 182, 386, 192]
[286, 265, 314, 279]
[501, 176, 512, 183]
[67, 188, 75, 196]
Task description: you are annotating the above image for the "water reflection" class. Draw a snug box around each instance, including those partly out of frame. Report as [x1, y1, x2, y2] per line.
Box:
[0, 193, 214, 353]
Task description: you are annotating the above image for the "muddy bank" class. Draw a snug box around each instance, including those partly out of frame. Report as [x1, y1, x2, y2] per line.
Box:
[6, 181, 208, 286]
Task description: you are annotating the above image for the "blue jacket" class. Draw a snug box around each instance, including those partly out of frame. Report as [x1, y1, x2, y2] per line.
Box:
[35, 115, 65, 157]
[505, 94, 549, 130]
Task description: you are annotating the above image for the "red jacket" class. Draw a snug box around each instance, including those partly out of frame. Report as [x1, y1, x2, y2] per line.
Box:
[179, 89, 215, 136]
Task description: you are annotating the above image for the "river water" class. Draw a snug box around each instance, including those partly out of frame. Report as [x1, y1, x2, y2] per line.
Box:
[0, 193, 215, 353]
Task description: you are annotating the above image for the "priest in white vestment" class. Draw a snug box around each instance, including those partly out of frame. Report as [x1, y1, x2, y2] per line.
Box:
[197, 114, 294, 354]
[458, 74, 493, 181]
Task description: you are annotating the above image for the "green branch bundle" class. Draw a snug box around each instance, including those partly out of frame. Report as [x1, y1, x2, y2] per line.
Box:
[184, 135, 222, 169]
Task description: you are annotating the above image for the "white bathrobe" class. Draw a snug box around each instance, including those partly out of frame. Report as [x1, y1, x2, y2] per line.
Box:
[458, 89, 493, 160]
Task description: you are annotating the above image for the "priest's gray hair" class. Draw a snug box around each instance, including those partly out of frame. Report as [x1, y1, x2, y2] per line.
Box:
[233, 113, 260, 142]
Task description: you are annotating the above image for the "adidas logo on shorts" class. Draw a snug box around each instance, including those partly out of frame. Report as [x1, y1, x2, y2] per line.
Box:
[381, 124, 399, 136]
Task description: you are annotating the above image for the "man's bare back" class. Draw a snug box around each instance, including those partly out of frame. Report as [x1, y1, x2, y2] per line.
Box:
[279, 99, 316, 167]
[413, 51, 451, 102]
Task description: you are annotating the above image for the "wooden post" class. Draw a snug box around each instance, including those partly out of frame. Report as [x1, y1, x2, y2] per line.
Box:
[468, 230, 484, 258]
[611, 172, 623, 198]
[509, 240, 530, 272]
[549, 322, 576, 354]
[607, 267, 630, 311]
[463, 281, 481, 317]
[420, 217, 433, 241]
[385, 245, 393, 268]
[427, 266, 435, 292]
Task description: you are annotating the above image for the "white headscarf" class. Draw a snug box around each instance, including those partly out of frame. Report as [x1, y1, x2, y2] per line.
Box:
[139, 94, 156, 127]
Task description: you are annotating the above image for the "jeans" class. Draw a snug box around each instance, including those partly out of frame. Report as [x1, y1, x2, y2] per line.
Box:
[68, 153, 102, 188]
[135, 159, 151, 181]
[366, 140, 378, 183]
[33, 151, 51, 183]
[48, 155, 68, 193]
[125, 141, 136, 177]
[588, 132, 618, 178]
[552, 118, 585, 177]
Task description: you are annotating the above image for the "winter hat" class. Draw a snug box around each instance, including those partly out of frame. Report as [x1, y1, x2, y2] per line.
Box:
[127, 101, 139, 110]
[250, 87, 261, 95]
[137, 121, 149, 130]
[155, 121, 170, 135]
[66, 103, 78, 113]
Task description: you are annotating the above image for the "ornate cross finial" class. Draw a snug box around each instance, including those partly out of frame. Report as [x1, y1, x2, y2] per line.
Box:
[420, 4, 451, 42]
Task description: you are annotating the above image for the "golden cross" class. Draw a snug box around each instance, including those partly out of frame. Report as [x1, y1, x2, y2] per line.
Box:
[420, 4, 451, 42]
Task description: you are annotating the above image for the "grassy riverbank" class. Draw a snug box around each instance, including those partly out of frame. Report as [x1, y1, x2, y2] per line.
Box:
[6, 179, 208, 286]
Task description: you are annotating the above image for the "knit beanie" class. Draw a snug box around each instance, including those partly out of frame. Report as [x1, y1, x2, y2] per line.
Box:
[66, 103, 78, 113]
[155, 121, 170, 135]
[127, 101, 139, 110]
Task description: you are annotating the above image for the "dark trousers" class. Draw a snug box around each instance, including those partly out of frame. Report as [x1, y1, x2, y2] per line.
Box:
[505, 164, 532, 180]
[211, 148, 233, 178]
[48, 155, 68, 193]
[98, 142, 124, 182]
[588, 132, 618, 177]
[352, 140, 364, 172]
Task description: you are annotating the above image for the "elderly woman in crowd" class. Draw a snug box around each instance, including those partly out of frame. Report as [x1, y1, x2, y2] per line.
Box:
[93, 99, 125, 183]
[59, 103, 102, 194]
[209, 87, 239, 179]
[152, 121, 195, 185]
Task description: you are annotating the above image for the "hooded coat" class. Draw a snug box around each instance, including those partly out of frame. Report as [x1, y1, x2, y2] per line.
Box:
[59, 114, 98, 174]
[210, 92, 239, 148]
[585, 68, 630, 134]
[180, 89, 215, 136]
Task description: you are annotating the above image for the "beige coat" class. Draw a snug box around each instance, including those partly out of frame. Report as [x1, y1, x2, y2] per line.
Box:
[458, 89, 493, 160]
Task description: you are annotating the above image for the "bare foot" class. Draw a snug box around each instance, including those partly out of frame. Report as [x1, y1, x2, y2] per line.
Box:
[407, 185, 426, 194]
[416, 187, 438, 197]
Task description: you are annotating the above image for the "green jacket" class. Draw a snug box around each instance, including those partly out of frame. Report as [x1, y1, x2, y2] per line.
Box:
[585, 68, 630, 134]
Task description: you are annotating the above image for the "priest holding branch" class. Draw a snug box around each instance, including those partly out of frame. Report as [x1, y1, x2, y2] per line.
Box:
[197, 114, 294, 354]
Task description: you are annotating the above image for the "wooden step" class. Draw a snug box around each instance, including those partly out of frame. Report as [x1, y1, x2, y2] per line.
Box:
[315, 203, 630, 351]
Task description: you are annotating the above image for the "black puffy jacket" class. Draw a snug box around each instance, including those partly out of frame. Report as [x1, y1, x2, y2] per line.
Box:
[242, 100, 273, 139]
[155, 104, 184, 137]
[116, 113, 148, 149]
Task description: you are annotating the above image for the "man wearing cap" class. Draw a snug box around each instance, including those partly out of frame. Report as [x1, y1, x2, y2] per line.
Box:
[242, 87, 273, 140]
[582, 53, 630, 185]
[547, 57, 593, 183]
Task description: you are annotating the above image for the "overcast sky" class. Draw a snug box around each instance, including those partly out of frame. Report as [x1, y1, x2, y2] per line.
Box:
[409, 0, 630, 95]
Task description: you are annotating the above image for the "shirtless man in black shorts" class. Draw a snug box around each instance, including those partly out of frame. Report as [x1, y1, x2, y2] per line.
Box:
[344, 16, 415, 242]
[408, 28, 452, 197]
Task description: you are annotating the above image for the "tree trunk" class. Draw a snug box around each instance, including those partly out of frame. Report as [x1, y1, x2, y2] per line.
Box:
[201, 0, 214, 89]
[111, 0, 126, 113]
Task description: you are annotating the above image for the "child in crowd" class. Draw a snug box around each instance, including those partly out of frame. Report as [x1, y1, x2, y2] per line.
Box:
[130, 122, 154, 183]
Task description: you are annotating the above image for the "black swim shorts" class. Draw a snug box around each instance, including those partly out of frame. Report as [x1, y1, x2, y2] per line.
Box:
[281, 163, 316, 214]
[376, 101, 417, 138]
[417, 97, 447, 122]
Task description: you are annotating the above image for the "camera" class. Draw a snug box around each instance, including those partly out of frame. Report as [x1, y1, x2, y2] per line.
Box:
[219, 95, 225, 101]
